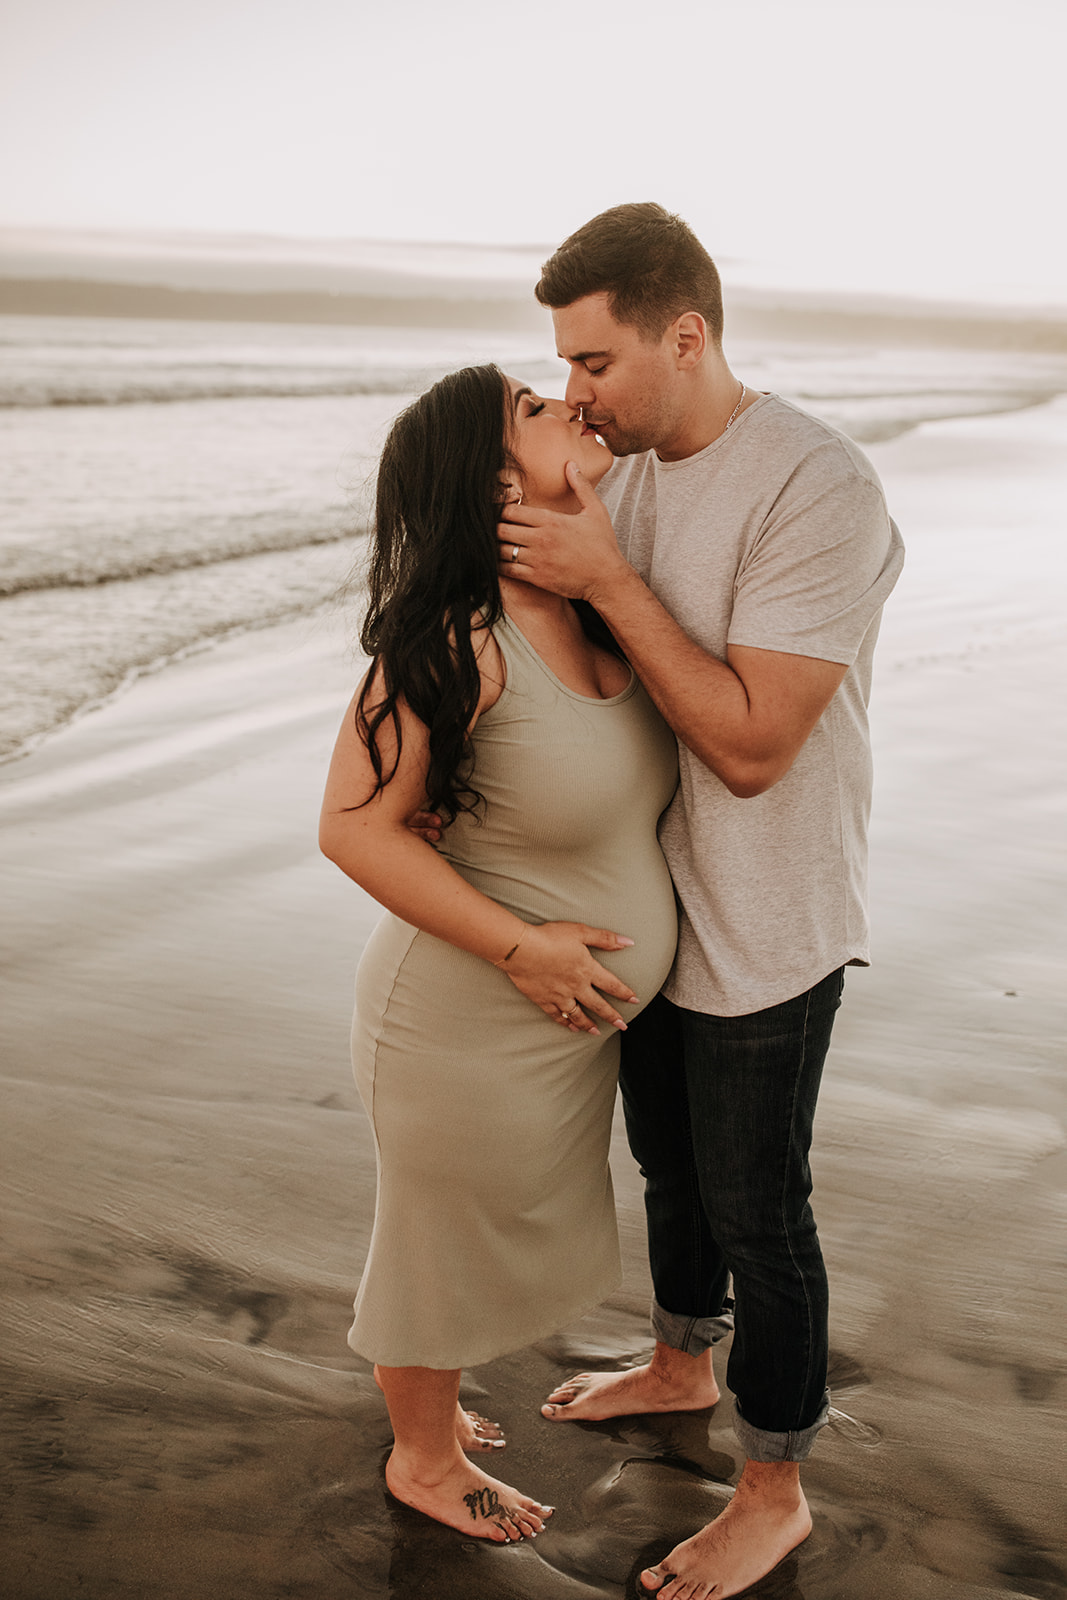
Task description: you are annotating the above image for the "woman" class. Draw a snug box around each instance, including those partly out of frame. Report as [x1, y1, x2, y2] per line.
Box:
[320, 365, 678, 1543]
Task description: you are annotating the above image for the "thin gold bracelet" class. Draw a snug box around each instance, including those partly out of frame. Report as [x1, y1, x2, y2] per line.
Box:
[493, 924, 529, 967]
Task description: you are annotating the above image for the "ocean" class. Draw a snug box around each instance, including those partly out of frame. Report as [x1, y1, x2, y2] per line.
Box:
[3, 242, 1067, 763]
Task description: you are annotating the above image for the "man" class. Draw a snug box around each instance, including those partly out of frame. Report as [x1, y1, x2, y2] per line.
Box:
[498, 203, 904, 1599]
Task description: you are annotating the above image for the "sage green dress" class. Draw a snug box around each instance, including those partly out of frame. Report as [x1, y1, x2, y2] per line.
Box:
[349, 614, 679, 1368]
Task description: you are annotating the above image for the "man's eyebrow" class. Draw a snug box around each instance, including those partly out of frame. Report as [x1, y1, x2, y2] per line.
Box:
[557, 349, 611, 363]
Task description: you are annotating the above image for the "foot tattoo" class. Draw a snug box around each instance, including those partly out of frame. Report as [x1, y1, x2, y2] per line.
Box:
[463, 1486, 503, 1524]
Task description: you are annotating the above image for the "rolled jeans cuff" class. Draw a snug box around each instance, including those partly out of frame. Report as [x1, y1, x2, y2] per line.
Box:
[650, 1295, 735, 1358]
[733, 1391, 831, 1463]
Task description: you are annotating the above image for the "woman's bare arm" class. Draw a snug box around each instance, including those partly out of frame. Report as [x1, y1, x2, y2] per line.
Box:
[319, 661, 637, 1033]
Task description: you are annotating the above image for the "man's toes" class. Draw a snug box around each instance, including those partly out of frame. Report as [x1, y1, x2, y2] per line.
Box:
[542, 1396, 585, 1419]
[640, 1563, 673, 1593]
[644, 1575, 709, 1600]
[547, 1373, 590, 1400]
[543, 1376, 590, 1416]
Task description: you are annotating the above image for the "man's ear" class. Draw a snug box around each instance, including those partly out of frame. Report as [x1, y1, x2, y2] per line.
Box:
[673, 311, 708, 368]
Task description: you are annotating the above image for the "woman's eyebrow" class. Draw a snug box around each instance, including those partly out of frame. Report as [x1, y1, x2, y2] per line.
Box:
[511, 386, 533, 410]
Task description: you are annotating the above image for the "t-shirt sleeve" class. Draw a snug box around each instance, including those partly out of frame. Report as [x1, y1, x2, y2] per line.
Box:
[727, 451, 905, 665]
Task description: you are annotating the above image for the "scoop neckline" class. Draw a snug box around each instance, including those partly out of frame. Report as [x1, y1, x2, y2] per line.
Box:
[499, 611, 637, 706]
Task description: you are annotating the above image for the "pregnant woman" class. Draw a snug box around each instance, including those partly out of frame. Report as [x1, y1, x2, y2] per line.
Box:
[320, 364, 678, 1543]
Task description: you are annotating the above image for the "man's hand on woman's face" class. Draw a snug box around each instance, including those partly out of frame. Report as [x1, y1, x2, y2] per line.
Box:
[496, 462, 627, 604]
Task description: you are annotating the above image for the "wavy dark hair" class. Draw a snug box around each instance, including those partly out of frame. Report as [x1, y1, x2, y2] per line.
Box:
[355, 363, 618, 822]
[355, 364, 514, 822]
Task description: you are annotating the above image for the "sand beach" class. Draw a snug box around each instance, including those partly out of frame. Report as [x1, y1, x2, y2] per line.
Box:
[2, 390, 1065, 1598]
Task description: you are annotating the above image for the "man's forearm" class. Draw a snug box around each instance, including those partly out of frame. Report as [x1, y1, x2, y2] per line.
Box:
[591, 565, 762, 793]
[591, 564, 844, 798]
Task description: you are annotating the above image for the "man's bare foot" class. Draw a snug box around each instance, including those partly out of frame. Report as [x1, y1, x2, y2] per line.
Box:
[639, 1462, 811, 1598]
[385, 1450, 553, 1543]
[456, 1406, 506, 1452]
[542, 1349, 719, 1422]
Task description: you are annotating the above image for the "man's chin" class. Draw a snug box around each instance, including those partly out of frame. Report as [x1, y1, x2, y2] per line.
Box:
[595, 424, 652, 458]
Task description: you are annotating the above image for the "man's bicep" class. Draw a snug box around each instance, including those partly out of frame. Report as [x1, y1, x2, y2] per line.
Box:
[726, 643, 847, 750]
[729, 476, 900, 665]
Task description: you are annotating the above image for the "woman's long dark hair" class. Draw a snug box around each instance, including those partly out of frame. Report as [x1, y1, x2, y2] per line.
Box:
[355, 362, 620, 821]
[355, 364, 513, 821]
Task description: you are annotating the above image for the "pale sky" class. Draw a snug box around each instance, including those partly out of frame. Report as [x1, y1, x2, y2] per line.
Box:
[1, 0, 1064, 305]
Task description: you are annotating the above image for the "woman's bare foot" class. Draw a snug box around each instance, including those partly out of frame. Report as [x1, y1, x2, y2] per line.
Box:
[456, 1406, 506, 1452]
[385, 1449, 553, 1543]
[639, 1462, 811, 1598]
[542, 1346, 719, 1422]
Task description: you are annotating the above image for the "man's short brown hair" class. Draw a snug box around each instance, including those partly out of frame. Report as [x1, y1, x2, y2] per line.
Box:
[535, 202, 724, 345]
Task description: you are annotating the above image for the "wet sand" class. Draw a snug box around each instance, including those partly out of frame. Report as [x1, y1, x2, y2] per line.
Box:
[2, 406, 1066, 1599]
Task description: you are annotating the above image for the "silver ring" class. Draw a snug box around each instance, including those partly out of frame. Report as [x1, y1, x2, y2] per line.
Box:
[511, 544, 520, 563]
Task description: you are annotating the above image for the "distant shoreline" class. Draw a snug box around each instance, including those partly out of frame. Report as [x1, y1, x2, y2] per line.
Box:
[3, 275, 1067, 352]
[0, 277, 547, 331]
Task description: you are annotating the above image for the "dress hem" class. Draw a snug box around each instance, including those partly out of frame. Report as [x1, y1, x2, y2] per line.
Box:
[346, 1269, 623, 1372]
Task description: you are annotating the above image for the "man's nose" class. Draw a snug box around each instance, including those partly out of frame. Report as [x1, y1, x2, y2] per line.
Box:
[565, 369, 593, 410]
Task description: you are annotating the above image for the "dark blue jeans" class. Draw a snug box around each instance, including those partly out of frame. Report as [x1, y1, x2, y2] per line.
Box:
[619, 968, 844, 1462]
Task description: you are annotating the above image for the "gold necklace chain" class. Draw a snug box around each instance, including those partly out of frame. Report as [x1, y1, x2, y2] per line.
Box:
[723, 381, 746, 434]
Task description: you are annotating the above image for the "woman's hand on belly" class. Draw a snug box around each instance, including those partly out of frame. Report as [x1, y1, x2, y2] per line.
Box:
[502, 922, 638, 1036]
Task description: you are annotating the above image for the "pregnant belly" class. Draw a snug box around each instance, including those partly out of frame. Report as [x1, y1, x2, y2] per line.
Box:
[590, 876, 678, 1022]
[444, 851, 679, 1020]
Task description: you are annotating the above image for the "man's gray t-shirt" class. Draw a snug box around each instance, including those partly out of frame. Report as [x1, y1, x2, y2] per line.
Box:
[601, 392, 905, 1017]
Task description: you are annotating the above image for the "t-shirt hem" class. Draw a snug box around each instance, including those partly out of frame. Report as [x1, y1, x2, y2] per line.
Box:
[724, 630, 857, 667]
[662, 947, 870, 1018]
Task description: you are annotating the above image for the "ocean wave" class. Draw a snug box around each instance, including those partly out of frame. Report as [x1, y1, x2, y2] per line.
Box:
[0, 356, 567, 409]
[0, 518, 367, 597]
[0, 312, 563, 410]
[803, 387, 1061, 444]
[0, 391, 388, 603]
[0, 539, 363, 763]
[0, 365, 457, 409]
